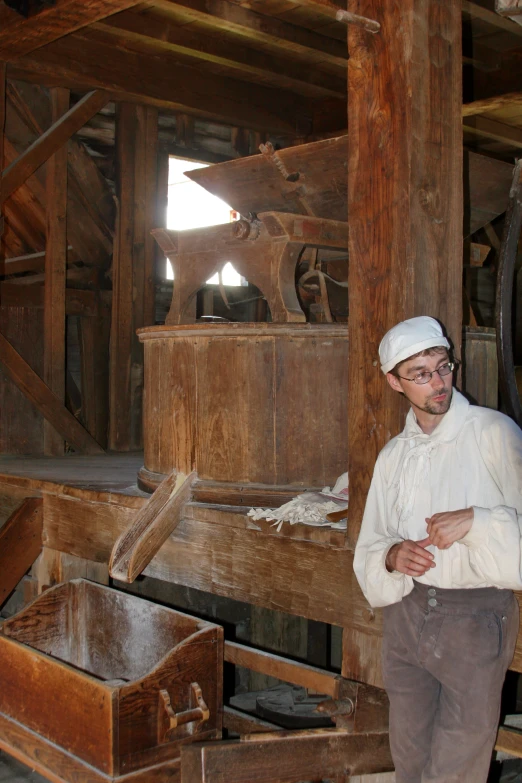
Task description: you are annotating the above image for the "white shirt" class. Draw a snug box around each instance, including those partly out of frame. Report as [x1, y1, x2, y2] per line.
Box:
[353, 390, 522, 608]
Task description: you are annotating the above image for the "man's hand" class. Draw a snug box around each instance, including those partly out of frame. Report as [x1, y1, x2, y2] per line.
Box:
[385, 539, 435, 576]
[425, 508, 474, 550]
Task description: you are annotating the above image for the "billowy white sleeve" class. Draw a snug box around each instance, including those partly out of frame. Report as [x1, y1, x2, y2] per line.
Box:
[461, 415, 522, 589]
[353, 453, 414, 608]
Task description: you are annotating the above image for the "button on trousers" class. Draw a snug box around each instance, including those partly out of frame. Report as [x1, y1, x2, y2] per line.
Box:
[382, 582, 519, 783]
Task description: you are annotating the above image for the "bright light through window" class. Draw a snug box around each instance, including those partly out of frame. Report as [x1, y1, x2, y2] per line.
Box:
[166, 158, 244, 286]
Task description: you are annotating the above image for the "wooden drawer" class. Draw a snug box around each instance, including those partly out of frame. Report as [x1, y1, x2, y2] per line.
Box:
[0, 579, 223, 781]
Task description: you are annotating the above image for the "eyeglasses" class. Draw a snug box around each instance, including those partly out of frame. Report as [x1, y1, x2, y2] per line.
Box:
[397, 362, 456, 386]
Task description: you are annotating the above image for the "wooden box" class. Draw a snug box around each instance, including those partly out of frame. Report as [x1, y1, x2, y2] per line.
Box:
[0, 579, 223, 782]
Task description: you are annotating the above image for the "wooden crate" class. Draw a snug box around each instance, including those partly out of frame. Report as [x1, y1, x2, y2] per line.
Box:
[0, 579, 223, 782]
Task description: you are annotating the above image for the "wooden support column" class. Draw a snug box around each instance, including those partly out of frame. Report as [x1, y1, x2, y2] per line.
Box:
[109, 103, 158, 451]
[78, 307, 110, 449]
[44, 87, 69, 455]
[0, 63, 5, 245]
[344, 0, 463, 684]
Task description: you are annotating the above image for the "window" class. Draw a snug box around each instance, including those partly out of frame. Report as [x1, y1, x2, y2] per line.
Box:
[166, 158, 244, 286]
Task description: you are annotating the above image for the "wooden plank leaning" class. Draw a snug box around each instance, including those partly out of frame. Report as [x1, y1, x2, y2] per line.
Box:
[0, 497, 43, 608]
[109, 470, 197, 583]
[0, 331, 105, 454]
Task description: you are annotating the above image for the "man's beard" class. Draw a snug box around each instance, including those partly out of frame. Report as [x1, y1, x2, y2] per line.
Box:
[419, 386, 453, 416]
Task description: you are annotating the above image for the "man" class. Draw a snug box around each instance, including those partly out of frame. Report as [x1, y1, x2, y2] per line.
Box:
[354, 315, 522, 783]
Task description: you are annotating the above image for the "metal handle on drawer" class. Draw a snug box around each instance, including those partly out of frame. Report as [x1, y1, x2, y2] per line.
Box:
[158, 682, 210, 740]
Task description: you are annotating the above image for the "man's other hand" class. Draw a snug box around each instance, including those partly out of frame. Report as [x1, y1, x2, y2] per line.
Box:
[425, 508, 474, 550]
[385, 539, 435, 576]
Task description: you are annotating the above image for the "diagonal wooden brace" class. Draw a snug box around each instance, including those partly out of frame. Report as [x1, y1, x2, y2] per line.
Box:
[109, 470, 197, 583]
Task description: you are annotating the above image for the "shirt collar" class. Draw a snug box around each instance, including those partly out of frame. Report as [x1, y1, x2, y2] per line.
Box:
[398, 388, 470, 443]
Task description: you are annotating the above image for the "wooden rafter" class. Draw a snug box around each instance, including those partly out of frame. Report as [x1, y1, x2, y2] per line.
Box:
[463, 115, 522, 148]
[0, 0, 145, 62]
[1, 89, 110, 205]
[463, 92, 522, 116]
[0, 331, 105, 454]
[151, 0, 347, 64]
[8, 35, 312, 134]
[93, 12, 346, 99]
[462, 0, 522, 35]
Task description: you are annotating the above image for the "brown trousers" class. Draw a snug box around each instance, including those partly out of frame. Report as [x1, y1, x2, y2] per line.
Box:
[382, 582, 519, 783]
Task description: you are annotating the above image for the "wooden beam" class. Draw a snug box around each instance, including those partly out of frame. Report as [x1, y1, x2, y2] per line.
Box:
[4, 83, 114, 268]
[0, 284, 104, 316]
[346, 0, 462, 679]
[462, 91, 522, 117]
[180, 730, 393, 782]
[224, 640, 342, 697]
[2, 250, 48, 276]
[223, 706, 282, 736]
[463, 115, 522, 148]
[0, 498, 43, 608]
[0, 330, 104, 454]
[93, 12, 346, 100]
[78, 310, 110, 449]
[462, 0, 522, 35]
[152, 0, 347, 64]
[495, 0, 522, 25]
[44, 87, 69, 456]
[109, 103, 157, 451]
[109, 470, 196, 583]
[0, 89, 110, 205]
[0, 63, 5, 243]
[8, 33, 311, 135]
[0, 0, 145, 61]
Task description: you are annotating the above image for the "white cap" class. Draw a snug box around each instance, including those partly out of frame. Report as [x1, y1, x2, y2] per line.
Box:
[379, 316, 450, 374]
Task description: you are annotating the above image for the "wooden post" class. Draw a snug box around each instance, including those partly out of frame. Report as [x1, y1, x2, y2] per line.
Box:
[344, 0, 463, 684]
[0, 63, 5, 248]
[44, 87, 69, 455]
[109, 103, 158, 451]
[78, 306, 110, 449]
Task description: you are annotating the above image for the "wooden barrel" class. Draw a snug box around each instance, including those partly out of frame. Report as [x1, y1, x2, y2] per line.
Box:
[138, 323, 348, 501]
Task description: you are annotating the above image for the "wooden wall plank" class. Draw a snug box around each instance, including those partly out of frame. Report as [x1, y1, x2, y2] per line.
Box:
[0, 331, 104, 454]
[0, 308, 45, 455]
[44, 87, 69, 456]
[345, 0, 463, 678]
[0, 497, 43, 607]
[109, 104, 158, 451]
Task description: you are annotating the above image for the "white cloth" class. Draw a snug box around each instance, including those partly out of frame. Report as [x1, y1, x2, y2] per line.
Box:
[353, 390, 522, 608]
[379, 316, 450, 374]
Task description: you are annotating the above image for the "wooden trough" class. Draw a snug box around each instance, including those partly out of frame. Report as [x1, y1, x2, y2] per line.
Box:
[0, 579, 223, 782]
